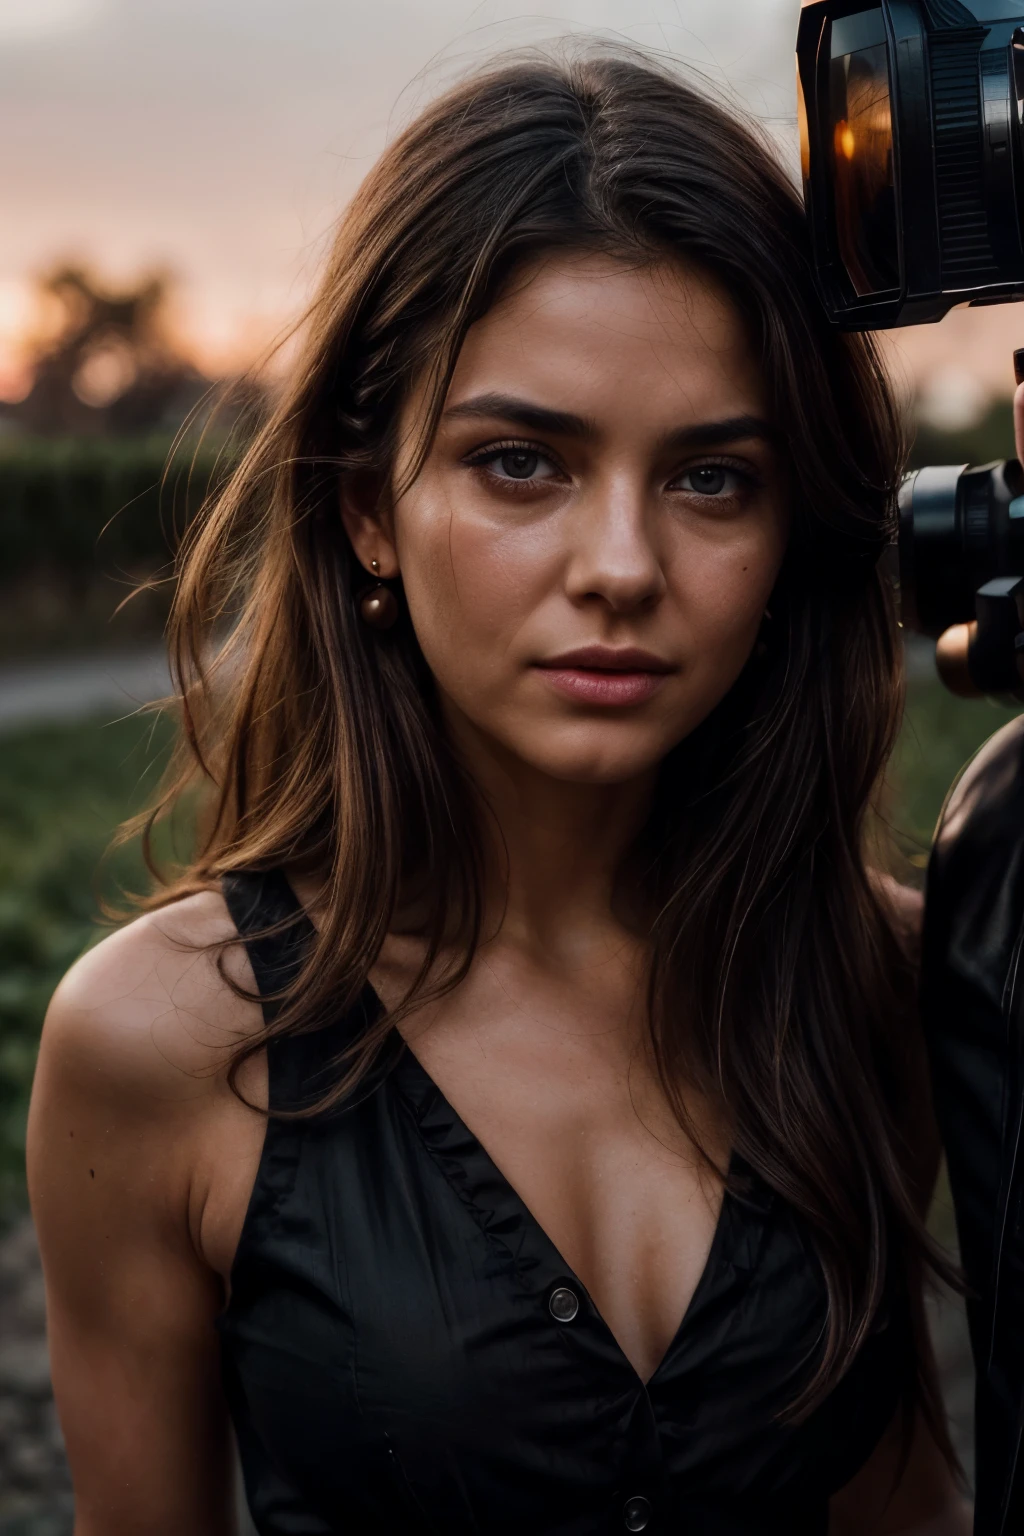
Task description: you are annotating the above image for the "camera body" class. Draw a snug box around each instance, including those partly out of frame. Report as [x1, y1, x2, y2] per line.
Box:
[798, 2, 1024, 692]
[899, 458, 1024, 690]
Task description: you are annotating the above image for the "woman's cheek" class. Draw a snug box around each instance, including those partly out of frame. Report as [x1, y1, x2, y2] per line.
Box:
[401, 500, 557, 651]
[672, 534, 778, 631]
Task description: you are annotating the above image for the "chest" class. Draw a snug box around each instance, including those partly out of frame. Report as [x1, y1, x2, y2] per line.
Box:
[221, 1046, 907, 1536]
[379, 948, 727, 1383]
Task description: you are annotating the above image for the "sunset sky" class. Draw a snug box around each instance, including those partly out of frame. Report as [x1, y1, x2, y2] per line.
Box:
[3, 0, 1021, 420]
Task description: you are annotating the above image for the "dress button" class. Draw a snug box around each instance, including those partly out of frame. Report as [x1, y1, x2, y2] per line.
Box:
[623, 1494, 652, 1531]
[548, 1285, 579, 1323]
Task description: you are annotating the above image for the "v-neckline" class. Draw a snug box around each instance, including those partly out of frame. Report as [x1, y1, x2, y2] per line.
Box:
[384, 985, 742, 1390]
[255, 874, 757, 1388]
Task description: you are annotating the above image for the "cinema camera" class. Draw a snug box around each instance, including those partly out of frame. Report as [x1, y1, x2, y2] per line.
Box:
[797, 0, 1024, 694]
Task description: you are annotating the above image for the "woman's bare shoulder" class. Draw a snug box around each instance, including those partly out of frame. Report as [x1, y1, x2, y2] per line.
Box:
[37, 888, 265, 1117]
[872, 872, 924, 950]
[29, 892, 270, 1482]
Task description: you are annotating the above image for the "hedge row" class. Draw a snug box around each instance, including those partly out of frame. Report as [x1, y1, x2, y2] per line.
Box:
[0, 435, 233, 583]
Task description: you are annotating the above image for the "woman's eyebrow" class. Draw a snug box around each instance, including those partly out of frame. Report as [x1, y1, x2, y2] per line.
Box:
[443, 393, 596, 438]
[442, 394, 779, 451]
[659, 415, 781, 452]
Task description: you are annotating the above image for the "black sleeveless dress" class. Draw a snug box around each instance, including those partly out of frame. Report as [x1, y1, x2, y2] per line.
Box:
[218, 870, 913, 1536]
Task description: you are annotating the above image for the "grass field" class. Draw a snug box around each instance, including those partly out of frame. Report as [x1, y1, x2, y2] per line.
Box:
[891, 682, 1023, 862]
[0, 675, 1021, 1219]
[0, 709, 177, 1214]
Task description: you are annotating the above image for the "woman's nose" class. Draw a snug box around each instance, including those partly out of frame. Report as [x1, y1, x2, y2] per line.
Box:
[563, 477, 666, 614]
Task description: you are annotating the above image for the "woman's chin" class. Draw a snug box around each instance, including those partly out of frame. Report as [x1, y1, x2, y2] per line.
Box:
[506, 730, 675, 788]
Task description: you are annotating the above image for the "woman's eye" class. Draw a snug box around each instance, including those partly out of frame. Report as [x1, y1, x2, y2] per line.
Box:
[677, 465, 739, 497]
[497, 450, 543, 480]
[471, 445, 561, 484]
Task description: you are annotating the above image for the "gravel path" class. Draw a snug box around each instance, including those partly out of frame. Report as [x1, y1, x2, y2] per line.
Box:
[0, 1214, 974, 1534]
[0, 1222, 72, 1536]
[0, 647, 171, 734]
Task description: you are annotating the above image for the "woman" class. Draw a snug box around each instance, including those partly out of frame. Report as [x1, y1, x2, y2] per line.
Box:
[28, 50, 969, 1536]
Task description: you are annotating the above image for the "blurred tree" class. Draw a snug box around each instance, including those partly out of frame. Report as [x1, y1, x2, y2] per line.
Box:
[908, 397, 1017, 470]
[3, 266, 211, 437]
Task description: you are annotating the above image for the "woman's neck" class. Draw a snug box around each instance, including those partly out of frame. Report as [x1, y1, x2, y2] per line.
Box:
[444, 704, 656, 955]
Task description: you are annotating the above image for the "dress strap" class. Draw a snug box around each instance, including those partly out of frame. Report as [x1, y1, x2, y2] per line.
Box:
[220, 868, 387, 1116]
[221, 867, 314, 1022]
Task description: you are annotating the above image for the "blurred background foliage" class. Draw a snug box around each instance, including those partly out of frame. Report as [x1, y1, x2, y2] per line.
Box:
[0, 711, 179, 1216]
[0, 435, 231, 657]
[908, 397, 1016, 472]
[0, 268, 255, 658]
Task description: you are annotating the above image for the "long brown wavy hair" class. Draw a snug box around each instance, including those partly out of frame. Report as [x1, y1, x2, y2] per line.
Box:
[136, 48, 952, 1444]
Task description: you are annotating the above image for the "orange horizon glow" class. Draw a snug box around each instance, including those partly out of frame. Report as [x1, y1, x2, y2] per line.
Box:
[0, 272, 302, 402]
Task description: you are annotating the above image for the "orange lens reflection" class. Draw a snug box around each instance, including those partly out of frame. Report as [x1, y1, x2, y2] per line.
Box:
[797, 64, 812, 190]
[829, 40, 898, 295]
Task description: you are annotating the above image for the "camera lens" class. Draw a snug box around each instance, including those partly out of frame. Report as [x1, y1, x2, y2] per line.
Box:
[898, 461, 1024, 636]
[1013, 29, 1024, 127]
[827, 9, 900, 297]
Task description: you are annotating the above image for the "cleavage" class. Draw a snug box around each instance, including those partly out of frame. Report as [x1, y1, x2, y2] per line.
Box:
[384, 955, 728, 1384]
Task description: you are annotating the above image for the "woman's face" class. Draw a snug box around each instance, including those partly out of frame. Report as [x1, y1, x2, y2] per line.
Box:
[348, 252, 789, 786]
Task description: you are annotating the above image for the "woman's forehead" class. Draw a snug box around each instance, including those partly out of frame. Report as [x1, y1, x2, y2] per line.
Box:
[441, 252, 767, 435]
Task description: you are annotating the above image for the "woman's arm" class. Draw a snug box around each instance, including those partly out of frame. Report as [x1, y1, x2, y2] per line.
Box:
[27, 894, 263, 1536]
[828, 1409, 971, 1535]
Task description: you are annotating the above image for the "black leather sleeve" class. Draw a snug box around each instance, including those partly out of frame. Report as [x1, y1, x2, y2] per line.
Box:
[923, 714, 1024, 1535]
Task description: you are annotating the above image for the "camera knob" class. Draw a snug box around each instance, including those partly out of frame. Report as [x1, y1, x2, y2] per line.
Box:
[935, 624, 980, 698]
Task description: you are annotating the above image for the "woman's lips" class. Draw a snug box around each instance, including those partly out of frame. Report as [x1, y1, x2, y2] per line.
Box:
[534, 647, 676, 707]
[539, 668, 669, 705]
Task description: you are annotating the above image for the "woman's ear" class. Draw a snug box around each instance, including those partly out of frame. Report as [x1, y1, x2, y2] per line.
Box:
[339, 472, 400, 579]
